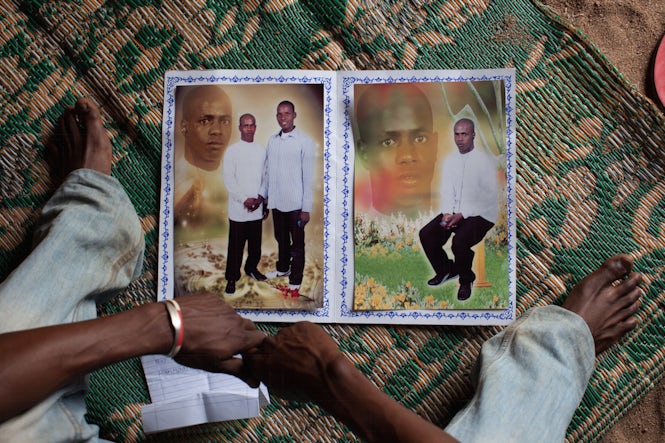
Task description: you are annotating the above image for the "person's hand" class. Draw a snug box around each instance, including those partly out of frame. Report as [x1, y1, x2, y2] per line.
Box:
[173, 294, 266, 386]
[244, 322, 460, 443]
[253, 195, 264, 212]
[245, 196, 264, 212]
[447, 213, 463, 228]
[440, 213, 453, 228]
[174, 180, 202, 223]
[299, 211, 310, 227]
[440, 213, 463, 229]
[243, 321, 347, 402]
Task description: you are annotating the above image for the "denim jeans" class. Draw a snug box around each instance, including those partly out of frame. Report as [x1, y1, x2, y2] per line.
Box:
[445, 305, 595, 443]
[0, 170, 144, 443]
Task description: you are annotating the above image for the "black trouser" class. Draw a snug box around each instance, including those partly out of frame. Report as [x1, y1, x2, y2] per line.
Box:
[272, 209, 305, 285]
[225, 219, 263, 282]
[419, 214, 494, 284]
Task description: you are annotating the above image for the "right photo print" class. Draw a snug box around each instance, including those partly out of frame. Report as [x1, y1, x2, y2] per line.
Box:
[351, 78, 511, 312]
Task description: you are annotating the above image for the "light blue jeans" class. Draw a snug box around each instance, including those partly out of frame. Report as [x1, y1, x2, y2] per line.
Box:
[0, 171, 595, 442]
[0, 170, 144, 443]
[445, 305, 596, 443]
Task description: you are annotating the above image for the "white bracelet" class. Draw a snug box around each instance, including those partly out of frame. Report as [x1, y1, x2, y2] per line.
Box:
[163, 299, 184, 357]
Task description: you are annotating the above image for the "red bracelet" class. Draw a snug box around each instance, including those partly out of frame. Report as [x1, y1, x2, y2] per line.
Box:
[164, 299, 184, 357]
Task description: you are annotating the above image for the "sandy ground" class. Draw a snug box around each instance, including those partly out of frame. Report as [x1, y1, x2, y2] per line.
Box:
[538, 1, 665, 441]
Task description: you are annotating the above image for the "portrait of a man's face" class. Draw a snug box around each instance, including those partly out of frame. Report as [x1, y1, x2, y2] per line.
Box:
[180, 85, 233, 171]
[354, 83, 439, 218]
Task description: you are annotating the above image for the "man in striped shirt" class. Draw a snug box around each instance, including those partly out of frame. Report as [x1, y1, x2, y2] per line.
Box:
[264, 101, 315, 295]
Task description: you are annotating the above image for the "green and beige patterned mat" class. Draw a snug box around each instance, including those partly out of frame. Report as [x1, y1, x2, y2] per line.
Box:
[0, 1, 663, 442]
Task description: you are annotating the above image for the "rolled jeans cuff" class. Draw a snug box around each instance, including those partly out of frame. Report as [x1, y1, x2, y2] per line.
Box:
[445, 305, 595, 443]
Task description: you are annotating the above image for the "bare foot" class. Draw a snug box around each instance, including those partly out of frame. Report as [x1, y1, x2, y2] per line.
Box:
[47, 98, 112, 182]
[562, 255, 642, 354]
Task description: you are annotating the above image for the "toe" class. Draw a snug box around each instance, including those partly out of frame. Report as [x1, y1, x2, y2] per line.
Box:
[601, 254, 634, 280]
[617, 272, 642, 292]
[75, 97, 102, 126]
[63, 106, 83, 143]
[606, 300, 640, 328]
[595, 316, 638, 354]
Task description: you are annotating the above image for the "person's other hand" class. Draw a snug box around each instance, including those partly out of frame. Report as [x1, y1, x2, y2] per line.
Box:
[244, 197, 256, 210]
[174, 294, 266, 386]
[174, 180, 202, 223]
[447, 213, 463, 228]
[243, 321, 346, 402]
[299, 211, 310, 227]
[250, 195, 264, 212]
[440, 213, 453, 228]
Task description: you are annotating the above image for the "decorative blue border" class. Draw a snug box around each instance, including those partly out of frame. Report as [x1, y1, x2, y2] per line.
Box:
[157, 70, 335, 322]
[337, 70, 517, 324]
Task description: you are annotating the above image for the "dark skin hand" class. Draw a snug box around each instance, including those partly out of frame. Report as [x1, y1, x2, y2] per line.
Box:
[174, 294, 265, 380]
[244, 255, 644, 442]
[0, 294, 265, 423]
[243, 195, 264, 212]
[244, 322, 458, 443]
[440, 213, 463, 229]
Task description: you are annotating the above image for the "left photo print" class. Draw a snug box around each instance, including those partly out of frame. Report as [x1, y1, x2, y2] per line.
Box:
[160, 72, 329, 314]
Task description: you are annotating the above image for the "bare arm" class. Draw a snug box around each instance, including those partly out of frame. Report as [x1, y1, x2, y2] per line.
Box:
[244, 322, 458, 443]
[0, 294, 265, 423]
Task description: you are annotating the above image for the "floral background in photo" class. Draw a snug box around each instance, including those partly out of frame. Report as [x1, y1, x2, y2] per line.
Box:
[353, 203, 509, 311]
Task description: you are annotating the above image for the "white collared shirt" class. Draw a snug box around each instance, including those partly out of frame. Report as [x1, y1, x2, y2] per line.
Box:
[439, 147, 499, 223]
[265, 127, 315, 212]
[222, 140, 267, 222]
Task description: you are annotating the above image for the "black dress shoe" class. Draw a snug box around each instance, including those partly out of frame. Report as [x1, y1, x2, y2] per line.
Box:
[427, 273, 447, 286]
[457, 282, 472, 301]
[427, 272, 459, 287]
[247, 270, 267, 281]
[225, 280, 236, 294]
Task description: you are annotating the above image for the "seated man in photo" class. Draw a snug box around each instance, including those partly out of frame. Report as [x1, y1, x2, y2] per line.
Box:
[419, 118, 499, 301]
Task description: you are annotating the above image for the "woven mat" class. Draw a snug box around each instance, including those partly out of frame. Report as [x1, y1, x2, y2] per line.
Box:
[0, 1, 663, 442]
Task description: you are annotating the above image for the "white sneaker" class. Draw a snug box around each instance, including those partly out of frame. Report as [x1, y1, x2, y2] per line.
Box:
[266, 269, 291, 279]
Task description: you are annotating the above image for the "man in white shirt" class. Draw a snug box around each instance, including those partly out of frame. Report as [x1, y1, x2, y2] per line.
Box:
[419, 118, 498, 301]
[264, 101, 315, 294]
[222, 114, 267, 294]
